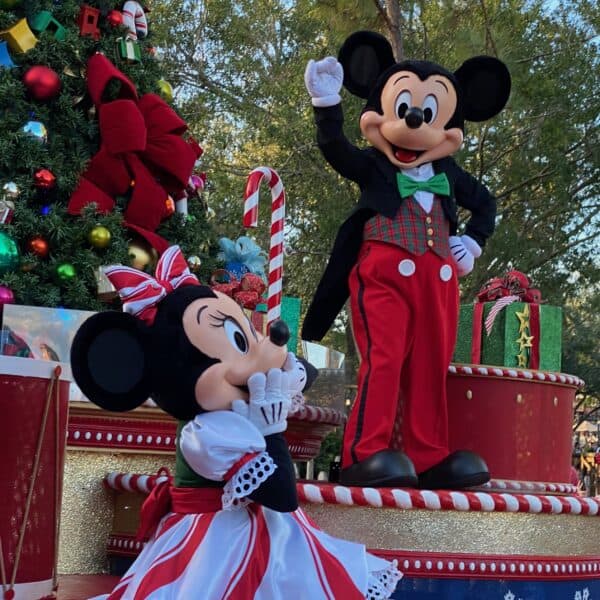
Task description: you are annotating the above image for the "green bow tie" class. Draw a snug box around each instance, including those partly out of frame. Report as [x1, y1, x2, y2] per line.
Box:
[396, 172, 450, 198]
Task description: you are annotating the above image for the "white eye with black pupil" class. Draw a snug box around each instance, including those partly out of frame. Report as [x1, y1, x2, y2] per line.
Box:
[395, 90, 412, 119]
[422, 94, 438, 123]
[224, 319, 249, 354]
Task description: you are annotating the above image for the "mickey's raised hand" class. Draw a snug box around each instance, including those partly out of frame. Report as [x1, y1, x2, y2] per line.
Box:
[304, 57, 344, 107]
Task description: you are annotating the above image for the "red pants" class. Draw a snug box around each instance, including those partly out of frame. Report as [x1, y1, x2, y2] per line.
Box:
[343, 241, 459, 474]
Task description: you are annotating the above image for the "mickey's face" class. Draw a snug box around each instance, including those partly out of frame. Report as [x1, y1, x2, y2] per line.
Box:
[360, 70, 463, 169]
[182, 292, 288, 411]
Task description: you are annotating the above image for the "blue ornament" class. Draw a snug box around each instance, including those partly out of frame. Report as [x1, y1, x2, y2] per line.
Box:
[225, 261, 249, 280]
[0, 41, 15, 68]
[40, 205, 51, 216]
[217, 236, 267, 279]
[22, 120, 48, 143]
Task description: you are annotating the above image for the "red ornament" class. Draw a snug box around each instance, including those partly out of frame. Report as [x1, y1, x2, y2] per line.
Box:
[165, 195, 175, 216]
[33, 168, 56, 189]
[107, 10, 123, 27]
[23, 66, 61, 101]
[77, 4, 101, 40]
[28, 236, 49, 258]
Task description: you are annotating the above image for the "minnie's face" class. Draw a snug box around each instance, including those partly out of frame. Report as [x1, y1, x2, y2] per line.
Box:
[182, 292, 287, 411]
[360, 70, 463, 168]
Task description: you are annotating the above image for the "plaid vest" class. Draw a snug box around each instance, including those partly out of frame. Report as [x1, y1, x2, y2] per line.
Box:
[363, 196, 450, 258]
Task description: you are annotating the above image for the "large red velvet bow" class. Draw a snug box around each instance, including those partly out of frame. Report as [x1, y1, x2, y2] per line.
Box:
[68, 53, 202, 233]
[476, 269, 542, 304]
[106, 245, 200, 323]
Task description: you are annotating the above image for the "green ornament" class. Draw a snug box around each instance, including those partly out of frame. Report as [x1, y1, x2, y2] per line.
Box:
[56, 262, 76, 281]
[0, 231, 19, 276]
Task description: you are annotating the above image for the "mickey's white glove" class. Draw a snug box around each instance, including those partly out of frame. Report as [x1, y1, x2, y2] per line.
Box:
[449, 235, 482, 277]
[231, 369, 291, 436]
[304, 57, 344, 107]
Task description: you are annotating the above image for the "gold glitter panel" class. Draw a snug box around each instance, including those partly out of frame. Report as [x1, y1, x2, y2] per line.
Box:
[302, 504, 600, 557]
[58, 450, 174, 575]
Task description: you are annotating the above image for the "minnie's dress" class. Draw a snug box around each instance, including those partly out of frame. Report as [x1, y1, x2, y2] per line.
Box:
[97, 411, 401, 600]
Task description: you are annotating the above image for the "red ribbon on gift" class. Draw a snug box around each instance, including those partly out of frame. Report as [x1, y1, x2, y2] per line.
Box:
[471, 270, 542, 369]
[68, 54, 202, 235]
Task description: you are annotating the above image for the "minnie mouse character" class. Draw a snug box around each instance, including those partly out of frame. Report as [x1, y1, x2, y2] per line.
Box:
[302, 31, 511, 489]
[71, 246, 401, 599]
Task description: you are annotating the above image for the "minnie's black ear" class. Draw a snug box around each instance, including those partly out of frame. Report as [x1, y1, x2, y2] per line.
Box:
[338, 31, 396, 99]
[454, 56, 511, 122]
[71, 311, 152, 412]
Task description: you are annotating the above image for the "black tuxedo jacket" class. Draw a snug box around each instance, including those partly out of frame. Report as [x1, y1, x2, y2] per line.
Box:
[301, 104, 497, 342]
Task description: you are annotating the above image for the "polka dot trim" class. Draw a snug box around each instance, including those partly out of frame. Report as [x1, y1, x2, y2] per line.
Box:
[366, 559, 403, 599]
[222, 451, 276, 510]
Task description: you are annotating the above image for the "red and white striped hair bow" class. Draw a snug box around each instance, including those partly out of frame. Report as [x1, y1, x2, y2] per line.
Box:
[105, 245, 200, 324]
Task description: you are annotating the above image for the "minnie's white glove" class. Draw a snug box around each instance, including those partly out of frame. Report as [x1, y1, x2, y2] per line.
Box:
[304, 57, 344, 107]
[449, 235, 482, 277]
[283, 352, 309, 396]
[231, 369, 291, 436]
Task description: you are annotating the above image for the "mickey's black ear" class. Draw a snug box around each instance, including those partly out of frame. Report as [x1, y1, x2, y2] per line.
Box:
[297, 357, 319, 392]
[70, 311, 152, 412]
[338, 31, 396, 99]
[455, 56, 511, 122]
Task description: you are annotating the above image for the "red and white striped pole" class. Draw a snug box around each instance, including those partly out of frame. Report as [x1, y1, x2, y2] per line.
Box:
[243, 167, 285, 329]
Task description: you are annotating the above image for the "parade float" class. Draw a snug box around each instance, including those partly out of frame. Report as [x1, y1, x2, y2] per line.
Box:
[0, 2, 598, 598]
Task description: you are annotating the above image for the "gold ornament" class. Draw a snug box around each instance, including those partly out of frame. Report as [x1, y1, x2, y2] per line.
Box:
[157, 79, 173, 103]
[187, 255, 201, 272]
[88, 225, 112, 249]
[517, 353, 528, 368]
[1, 18, 38, 54]
[128, 240, 158, 272]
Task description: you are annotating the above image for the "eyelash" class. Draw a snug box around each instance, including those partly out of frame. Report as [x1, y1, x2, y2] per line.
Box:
[208, 310, 230, 328]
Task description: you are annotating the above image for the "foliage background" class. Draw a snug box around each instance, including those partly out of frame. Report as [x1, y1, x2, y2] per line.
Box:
[148, 0, 599, 421]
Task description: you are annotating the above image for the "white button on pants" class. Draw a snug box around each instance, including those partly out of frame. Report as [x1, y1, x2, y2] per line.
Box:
[439, 264, 453, 281]
[398, 259, 416, 277]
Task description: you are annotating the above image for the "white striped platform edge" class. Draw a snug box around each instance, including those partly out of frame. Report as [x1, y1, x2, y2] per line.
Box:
[449, 364, 585, 388]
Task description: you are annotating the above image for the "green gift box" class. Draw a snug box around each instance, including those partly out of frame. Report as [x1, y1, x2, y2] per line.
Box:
[453, 301, 562, 371]
[251, 296, 301, 353]
[29, 11, 66, 41]
[118, 38, 142, 63]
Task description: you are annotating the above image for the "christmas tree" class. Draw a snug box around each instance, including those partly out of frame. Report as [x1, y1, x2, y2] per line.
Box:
[0, 0, 217, 312]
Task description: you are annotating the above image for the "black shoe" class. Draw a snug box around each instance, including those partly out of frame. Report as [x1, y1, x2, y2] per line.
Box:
[418, 450, 490, 490]
[339, 450, 418, 488]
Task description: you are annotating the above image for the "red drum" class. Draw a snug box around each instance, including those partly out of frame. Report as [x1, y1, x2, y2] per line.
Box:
[447, 365, 581, 484]
[0, 357, 71, 600]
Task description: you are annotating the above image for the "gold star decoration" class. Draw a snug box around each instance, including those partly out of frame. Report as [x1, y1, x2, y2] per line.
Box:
[517, 353, 528, 367]
[517, 330, 534, 349]
[515, 303, 530, 332]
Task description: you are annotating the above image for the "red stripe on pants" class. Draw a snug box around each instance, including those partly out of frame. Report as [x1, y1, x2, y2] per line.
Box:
[343, 240, 459, 474]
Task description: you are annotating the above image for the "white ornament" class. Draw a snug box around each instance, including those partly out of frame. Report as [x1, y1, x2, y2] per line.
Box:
[122, 1, 148, 40]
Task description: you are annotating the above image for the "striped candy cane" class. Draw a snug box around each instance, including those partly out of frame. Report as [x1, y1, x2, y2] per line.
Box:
[243, 167, 285, 328]
[122, 1, 148, 40]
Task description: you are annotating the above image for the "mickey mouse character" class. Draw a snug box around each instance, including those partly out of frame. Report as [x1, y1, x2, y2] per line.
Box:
[302, 31, 511, 489]
[71, 246, 401, 599]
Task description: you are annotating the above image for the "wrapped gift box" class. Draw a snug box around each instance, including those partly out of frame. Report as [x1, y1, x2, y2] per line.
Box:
[245, 296, 301, 353]
[118, 37, 142, 63]
[453, 301, 562, 371]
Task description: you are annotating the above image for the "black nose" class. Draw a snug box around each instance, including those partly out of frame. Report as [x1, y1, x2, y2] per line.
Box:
[405, 107, 424, 129]
[269, 320, 290, 347]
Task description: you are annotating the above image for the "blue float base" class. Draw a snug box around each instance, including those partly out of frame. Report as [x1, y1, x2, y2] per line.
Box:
[391, 577, 599, 599]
